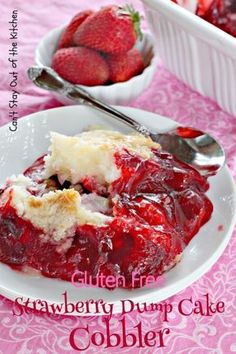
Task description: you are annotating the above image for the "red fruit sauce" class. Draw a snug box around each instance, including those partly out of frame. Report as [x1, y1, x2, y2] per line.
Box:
[197, 0, 236, 37]
[0, 149, 213, 289]
[176, 126, 203, 138]
[172, 0, 236, 37]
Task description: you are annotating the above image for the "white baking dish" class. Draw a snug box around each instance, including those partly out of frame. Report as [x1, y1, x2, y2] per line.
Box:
[141, 0, 236, 116]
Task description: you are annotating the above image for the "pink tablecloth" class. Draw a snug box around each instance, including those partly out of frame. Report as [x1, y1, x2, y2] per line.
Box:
[0, 1, 236, 353]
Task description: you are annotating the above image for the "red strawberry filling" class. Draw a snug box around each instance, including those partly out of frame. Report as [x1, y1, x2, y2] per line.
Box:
[0, 149, 213, 289]
[173, 0, 236, 37]
[197, 0, 236, 37]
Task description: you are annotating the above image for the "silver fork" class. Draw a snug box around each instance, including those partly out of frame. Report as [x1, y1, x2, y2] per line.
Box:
[27, 65, 225, 177]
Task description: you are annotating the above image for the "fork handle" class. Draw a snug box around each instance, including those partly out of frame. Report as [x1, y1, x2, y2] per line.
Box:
[28, 65, 152, 137]
[66, 86, 151, 137]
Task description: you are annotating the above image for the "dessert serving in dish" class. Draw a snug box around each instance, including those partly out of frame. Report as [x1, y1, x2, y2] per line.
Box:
[0, 105, 235, 314]
[141, 0, 236, 116]
[0, 129, 213, 289]
[173, 0, 236, 37]
[196, 0, 236, 37]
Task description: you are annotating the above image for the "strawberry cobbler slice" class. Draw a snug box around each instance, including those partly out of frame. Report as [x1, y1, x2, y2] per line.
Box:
[0, 130, 213, 289]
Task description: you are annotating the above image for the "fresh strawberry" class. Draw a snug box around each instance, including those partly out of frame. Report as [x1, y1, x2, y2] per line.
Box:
[107, 48, 144, 83]
[73, 5, 142, 55]
[51, 47, 109, 86]
[58, 10, 94, 49]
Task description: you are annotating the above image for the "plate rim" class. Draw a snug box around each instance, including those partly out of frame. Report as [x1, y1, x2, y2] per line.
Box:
[0, 105, 235, 315]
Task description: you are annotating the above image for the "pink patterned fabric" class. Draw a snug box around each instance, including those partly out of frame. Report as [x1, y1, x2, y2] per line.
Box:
[0, 1, 236, 353]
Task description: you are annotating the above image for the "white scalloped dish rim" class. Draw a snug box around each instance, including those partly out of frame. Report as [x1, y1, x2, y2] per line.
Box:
[142, 0, 236, 55]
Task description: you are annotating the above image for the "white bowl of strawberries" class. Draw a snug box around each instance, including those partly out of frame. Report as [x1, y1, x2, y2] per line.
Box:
[35, 5, 158, 105]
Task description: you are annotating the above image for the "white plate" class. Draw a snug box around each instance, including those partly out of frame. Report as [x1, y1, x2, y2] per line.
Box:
[0, 105, 235, 315]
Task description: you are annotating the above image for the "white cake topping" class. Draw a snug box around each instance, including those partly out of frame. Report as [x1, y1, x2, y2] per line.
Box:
[44, 130, 159, 185]
[0, 174, 33, 210]
[0, 130, 159, 249]
[2, 177, 111, 244]
[7, 174, 33, 188]
[81, 193, 110, 214]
